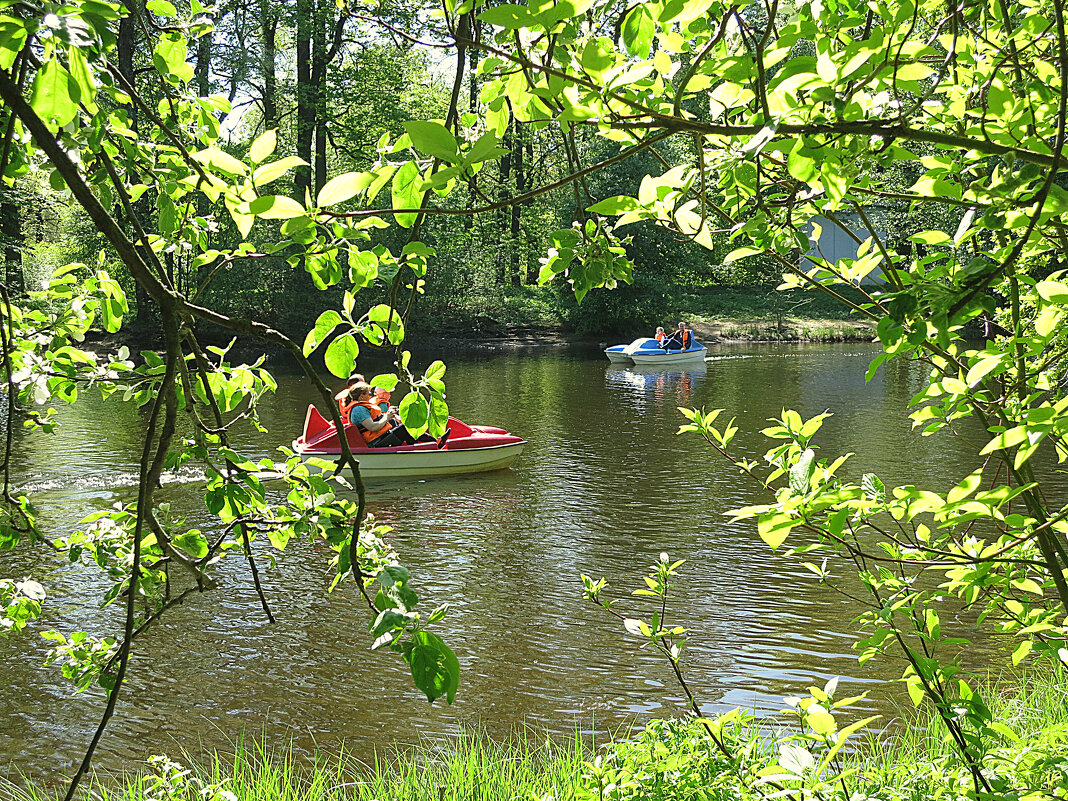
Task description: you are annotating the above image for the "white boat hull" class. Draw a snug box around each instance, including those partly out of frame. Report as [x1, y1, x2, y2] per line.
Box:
[630, 347, 708, 365]
[293, 441, 526, 478]
[605, 348, 632, 363]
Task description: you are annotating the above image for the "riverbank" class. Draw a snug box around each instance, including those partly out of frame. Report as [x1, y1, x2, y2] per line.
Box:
[87, 285, 876, 360]
[412, 285, 876, 352]
[9, 669, 1065, 801]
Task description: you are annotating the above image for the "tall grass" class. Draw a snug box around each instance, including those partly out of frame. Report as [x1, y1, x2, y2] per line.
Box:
[7, 670, 1067, 801]
[9, 729, 589, 801]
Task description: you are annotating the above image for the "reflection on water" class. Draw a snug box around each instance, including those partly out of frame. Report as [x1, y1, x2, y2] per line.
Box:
[0, 343, 1012, 783]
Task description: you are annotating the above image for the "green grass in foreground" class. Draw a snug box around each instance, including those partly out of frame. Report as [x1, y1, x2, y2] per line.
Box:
[5, 670, 1067, 801]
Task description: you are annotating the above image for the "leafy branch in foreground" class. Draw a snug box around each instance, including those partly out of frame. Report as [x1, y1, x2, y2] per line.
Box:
[582, 557, 881, 801]
[0, 1, 462, 798]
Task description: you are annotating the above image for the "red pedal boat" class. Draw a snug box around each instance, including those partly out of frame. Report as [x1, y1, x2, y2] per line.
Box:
[292, 405, 526, 478]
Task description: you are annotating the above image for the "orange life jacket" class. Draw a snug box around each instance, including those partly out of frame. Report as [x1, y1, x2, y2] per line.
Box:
[353, 400, 393, 443]
[655, 332, 665, 342]
[681, 330, 692, 348]
[340, 392, 390, 426]
[338, 396, 356, 426]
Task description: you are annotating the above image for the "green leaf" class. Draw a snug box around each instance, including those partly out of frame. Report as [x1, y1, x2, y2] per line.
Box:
[788, 139, 816, 183]
[30, 61, 78, 130]
[424, 360, 446, 381]
[477, 4, 535, 28]
[587, 195, 641, 215]
[67, 47, 98, 113]
[1037, 280, 1068, 304]
[725, 246, 763, 263]
[248, 129, 277, 164]
[249, 195, 305, 219]
[153, 33, 193, 82]
[324, 333, 360, 379]
[0, 22, 28, 72]
[428, 396, 449, 437]
[621, 5, 654, 57]
[391, 161, 422, 228]
[581, 37, 615, 79]
[193, 147, 246, 176]
[1011, 640, 1032, 666]
[861, 472, 885, 500]
[911, 230, 951, 245]
[302, 309, 343, 356]
[757, 513, 794, 550]
[466, 132, 505, 165]
[253, 156, 308, 185]
[399, 391, 430, 437]
[370, 373, 399, 391]
[365, 304, 405, 345]
[403, 121, 459, 162]
[407, 631, 459, 703]
[317, 171, 372, 207]
[146, 0, 177, 15]
[172, 530, 208, 559]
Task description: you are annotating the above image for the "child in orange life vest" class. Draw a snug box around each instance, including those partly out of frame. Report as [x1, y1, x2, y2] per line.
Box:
[335, 373, 391, 425]
[654, 326, 666, 343]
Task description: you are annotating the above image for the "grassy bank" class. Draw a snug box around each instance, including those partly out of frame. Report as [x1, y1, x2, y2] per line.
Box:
[7, 669, 1067, 801]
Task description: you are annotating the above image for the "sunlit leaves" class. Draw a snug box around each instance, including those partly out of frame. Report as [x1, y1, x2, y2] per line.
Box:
[324, 333, 359, 379]
[253, 156, 308, 186]
[192, 147, 246, 176]
[249, 195, 305, 219]
[402, 121, 459, 163]
[398, 391, 429, 438]
[30, 61, 77, 131]
[317, 171, 372, 207]
[361, 304, 405, 346]
[391, 162, 422, 228]
[248, 129, 277, 165]
[477, 4, 535, 28]
[153, 33, 194, 83]
[0, 579, 46, 634]
[621, 5, 654, 57]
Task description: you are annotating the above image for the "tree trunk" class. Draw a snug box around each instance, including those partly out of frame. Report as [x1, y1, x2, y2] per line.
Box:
[525, 134, 537, 284]
[0, 186, 23, 296]
[259, 1, 278, 129]
[312, 3, 328, 195]
[510, 124, 523, 286]
[194, 31, 210, 97]
[465, 33, 478, 232]
[117, 8, 152, 324]
[498, 118, 511, 285]
[295, 0, 313, 201]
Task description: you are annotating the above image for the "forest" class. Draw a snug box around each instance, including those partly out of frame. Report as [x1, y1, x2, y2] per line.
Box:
[0, 0, 948, 341]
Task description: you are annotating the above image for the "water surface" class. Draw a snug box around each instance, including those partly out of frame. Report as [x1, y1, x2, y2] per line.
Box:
[0, 343, 1009, 783]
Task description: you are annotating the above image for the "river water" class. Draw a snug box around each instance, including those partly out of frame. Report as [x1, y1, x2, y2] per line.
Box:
[0, 343, 1008, 784]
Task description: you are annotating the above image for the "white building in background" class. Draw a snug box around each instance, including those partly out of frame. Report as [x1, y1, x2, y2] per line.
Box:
[802, 212, 887, 286]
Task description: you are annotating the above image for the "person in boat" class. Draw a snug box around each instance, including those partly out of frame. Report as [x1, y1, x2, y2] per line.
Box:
[662, 321, 692, 350]
[347, 382, 445, 448]
[654, 326, 666, 344]
[336, 373, 391, 425]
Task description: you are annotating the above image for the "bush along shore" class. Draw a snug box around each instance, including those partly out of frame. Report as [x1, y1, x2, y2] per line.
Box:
[8, 668, 1066, 801]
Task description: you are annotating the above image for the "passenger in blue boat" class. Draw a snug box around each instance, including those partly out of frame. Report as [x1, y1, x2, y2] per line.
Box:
[662, 321, 690, 350]
[654, 326, 666, 344]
